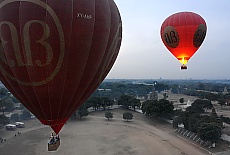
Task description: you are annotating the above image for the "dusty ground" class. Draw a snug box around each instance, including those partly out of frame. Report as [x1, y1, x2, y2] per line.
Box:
[1, 92, 230, 155]
[158, 91, 198, 103]
[1, 108, 225, 155]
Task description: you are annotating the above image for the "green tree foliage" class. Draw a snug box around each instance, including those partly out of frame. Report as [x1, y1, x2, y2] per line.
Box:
[141, 100, 155, 116]
[175, 111, 190, 129]
[101, 97, 114, 110]
[175, 112, 191, 131]
[94, 82, 154, 99]
[154, 83, 169, 92]
[141, 99, 174, 119]
[174, 102, 209, 130]
[105, 112, 113, 120]
[129, 98, 141, 111]
[86, 97, 102, 110]
[186, 105, 204, 114]
[220, 115, 230, 124]
[187, 113, 201, 132]
[11, 113, 20, 122]
[123, 112, 133, 122]
[173, 109, 183, 118]
[195, 115, 222, 130]
[163, 93, 168, 99]
[210, 108, 218, 118]
[217, 98, 226, 107]
[203, 92, 222, 101]
[118, 95, 133, 109]
[118, 95, 141, 111]
[156, 99, 174, 119]
[0, 88, 8, 98]
[163, 80, 230, 99]
[198, 122, 222, 143]
[224, 93, 230, 100]
[0, 96, 14, 114]
[192, 99, 213, 110]
[179, 98, 184, 103]
[86, 96, 114, 110]
[175, 102, 223, 134]
[4, 100, 14, 112]
[21, 110, 32, 120]
[77, 104, 89, 119]
[0, 114, 9, 127]
[70, 111, 77, 120]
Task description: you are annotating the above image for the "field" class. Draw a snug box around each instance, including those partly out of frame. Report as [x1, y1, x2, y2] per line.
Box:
[1, 92, 230, 155]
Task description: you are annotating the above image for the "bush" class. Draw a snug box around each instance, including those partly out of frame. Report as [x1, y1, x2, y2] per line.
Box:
[21, 110, 32, 120]
[105, 112, 113, 120]
[0, 114, 9, 126]
[123, 112, 133, 122]
[11, 113, 20, 122]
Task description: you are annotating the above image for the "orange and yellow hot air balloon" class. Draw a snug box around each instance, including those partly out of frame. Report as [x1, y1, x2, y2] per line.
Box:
[160, 12, 207, 69]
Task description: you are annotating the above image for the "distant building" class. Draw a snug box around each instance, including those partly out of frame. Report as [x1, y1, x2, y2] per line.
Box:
[14, 103, 21, 110]
[178, 100, 192, 111]
[5, 113, 12, 119]
[210, 107, 218, 118]
[197, 90, 218, 94]
[136, 95, 146, 103]
[147, 91, 158, 100]
[223, 87, 228, 95]
[97, 89, 112, 92]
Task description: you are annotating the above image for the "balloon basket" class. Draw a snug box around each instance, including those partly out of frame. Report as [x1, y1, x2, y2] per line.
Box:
[48, 139, 60, 151]
[181, 65, 187, 70]
[48, 134, 60, 151]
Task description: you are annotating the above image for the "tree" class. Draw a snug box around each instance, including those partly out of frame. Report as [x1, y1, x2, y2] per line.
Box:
[0, 99, 5, 114]
[154, 83, 169, 92]
[198, 122, 222, 143]
[157, 99, 174, 119]
[11, 113, 20, 122]
[210, 108, 218, 118]
[220, 115, 230, 124]
[141, 100, 156, 116]
[0, 88, 8, 97]
[101, 97, 114, 110]
[87, 97, 102, 110]
[77, 104, 89, 119]
[187, 113, 201, 132]
[186, 105, 204, 114]
[179, 98, 184, 104]
[192, 99, 213, 111]
[141, 99, 174, 119]
[4, 100, 14, 112]
[0, 96, 14, 114]
[0, 114, 9, 128]
[21, 110, 32, 120]
[130, 98, 141, 111]
[93, 82, 154, 100]
[70, 111, 77, 120]
[163, 93, 168, 99]
[217, 98, 226, 108]
[118, 95, 133, 109]
[123, 112, 133, 122]
[175, 111, 191, 130]
[105, 112, 113, 120]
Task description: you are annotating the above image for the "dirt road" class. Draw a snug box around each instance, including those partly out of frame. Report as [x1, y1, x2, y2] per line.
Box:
[0, 109, 213, 155]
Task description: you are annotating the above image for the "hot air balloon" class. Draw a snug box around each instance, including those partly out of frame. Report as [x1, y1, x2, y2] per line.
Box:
[0, 0, 122, 150]
[160, 12, 207, 69]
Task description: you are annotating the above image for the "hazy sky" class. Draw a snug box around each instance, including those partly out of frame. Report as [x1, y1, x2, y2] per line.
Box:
[106, 0, 230, 80]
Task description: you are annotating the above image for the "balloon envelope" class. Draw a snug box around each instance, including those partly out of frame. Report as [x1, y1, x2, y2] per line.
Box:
[160, 12, 207, 68]
[0, 0, 122, 133]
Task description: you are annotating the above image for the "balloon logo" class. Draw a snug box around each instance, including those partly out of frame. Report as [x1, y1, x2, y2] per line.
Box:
[0, 0, 122, 134]
[160, 12, 207, 69]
